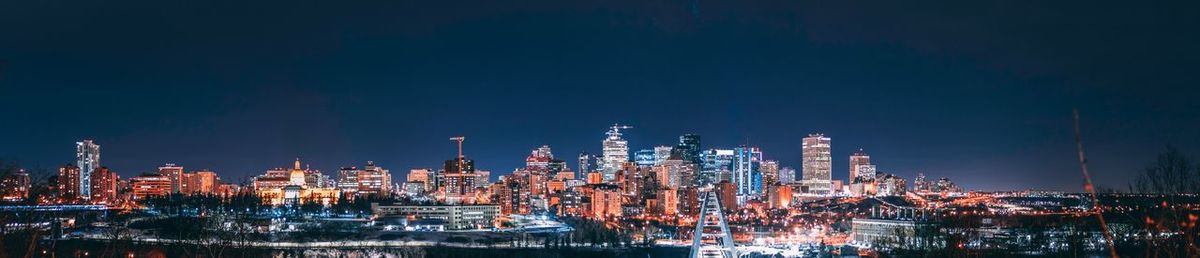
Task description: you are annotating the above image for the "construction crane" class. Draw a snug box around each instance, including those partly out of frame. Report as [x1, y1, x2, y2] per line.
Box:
[606, 124, 632, 138]
[449, 136, 466, 200]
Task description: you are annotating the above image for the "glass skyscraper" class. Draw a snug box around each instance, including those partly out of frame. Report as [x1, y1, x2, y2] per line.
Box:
[732, 146, 763, 204]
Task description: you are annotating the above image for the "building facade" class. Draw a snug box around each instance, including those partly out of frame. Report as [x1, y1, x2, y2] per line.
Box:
[801, 133, 833, 194]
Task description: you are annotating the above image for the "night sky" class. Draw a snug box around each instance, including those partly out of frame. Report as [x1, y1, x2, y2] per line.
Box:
[1, 0, 1197, 191]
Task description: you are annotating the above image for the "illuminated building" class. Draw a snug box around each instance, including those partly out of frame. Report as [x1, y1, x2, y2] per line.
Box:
[254, 159, 340, 206]
[601, 124, 631, 181]
[554, 170, 575, 180]
[130, 173, 171, 200]
[158, 163, 184, 193]
[849, 149, 871, 182]
[634, 149, 656, 167]
[852, 207, 935, 249]
[57, 164, 82, 202]
[402, 182, 425, 194]
[89, 167, 118, 204]
[407, 168, 433, 192]
[526, 145, 554, 169]
[586, 172, 604, 184]
[184, 170, 218, 195]
[655, 157, 696, 189]
[801, 133, 833, 194]
[556, 190, 585, 216]
[761, 160, 779, 187]
[216, 183, 241, 198]
[370, 203, 500, 230]
[75, 140, 100, 200]
[356, 161, 391, 196]
[441, 157, 476, 201]
[715, 180, 738, 210]
[876, 173, 907, 196]
[497, 177, 529, 215]
[779, 166, 796, 184]
[850, 164, 878, 196]
[732, 146, 763, 205]
[590, 184, 622, 219]
[913, 173, 929, 192]
[474, 170, 490, 188]
[652, 145, 673, 166]
[659, 188, 679, 216]
[767, 183, 792, 209]
[0, 169, 30, 202]
[578, 152, 597, 175]
[700, 149, 734, 186]
[676, 134, 701, 165]
[336, 166, 359, 196]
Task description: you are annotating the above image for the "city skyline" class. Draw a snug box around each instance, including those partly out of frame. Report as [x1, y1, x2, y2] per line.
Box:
[2, 1, 1198, 193]
[0, 121, 1162, 193]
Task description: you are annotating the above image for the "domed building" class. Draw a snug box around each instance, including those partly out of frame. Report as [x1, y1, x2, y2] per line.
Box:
[253, 158, 340, 206]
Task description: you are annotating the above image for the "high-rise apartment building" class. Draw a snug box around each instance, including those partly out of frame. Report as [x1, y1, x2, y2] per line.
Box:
[90, 167, 118, 204]
[75, 140, 100, 200]
[802, 133, 833, 194]
[57, 164, 82, 202]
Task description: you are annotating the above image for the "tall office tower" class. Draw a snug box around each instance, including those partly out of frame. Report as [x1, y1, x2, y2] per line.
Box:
[357, 161, 391, 196]
[158, 163, 184, 193]
[337, 166, 360, 195]
[89, 167, 118, 203]
[761, 160, 780, 187]
[677, 134, 701, 164]
[655, 158, 692, 189]
[57, 164, 82, 202]
[578, 152, 596, 175]
[653, 146, 674, 166]
[600, 124, 631, 182]
[849, 149, 871, 182]
[75, 140, 100, 200]
[187, 170, 219, 194]
[634, 149, 656, 167]
[443, 157, 476, 196]
[779, 167, 796, 184]
[700, 149, 735, 186]
[802, 133, 833, 194]
[732, 146, 763, 205]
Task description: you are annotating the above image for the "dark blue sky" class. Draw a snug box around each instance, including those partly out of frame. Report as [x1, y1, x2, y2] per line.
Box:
[1, 0, 1197, 191]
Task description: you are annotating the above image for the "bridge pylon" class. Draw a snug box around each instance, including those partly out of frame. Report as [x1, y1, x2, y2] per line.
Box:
[689, 190, 736, 258]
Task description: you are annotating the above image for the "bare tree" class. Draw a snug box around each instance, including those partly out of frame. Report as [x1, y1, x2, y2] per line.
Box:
[1135, 146, 1197, 194]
